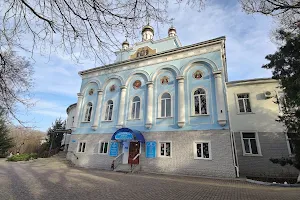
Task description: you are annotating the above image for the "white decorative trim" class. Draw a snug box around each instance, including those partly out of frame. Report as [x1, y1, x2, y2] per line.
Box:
[101, 75, 125, 91]
[127, 95, 143, 120]
[193, 141, 212, 160]
[82, 102, 93, 123]
[235, 93, 254, 114]
[158, 141, 172, 158]
[190, 87, 209, 116]
[102, 100, 114, 122]
[181, 58, 219, 76]
[150, 64, 180, 82]
[77, 141, 87, 153]
[81, 79, 101, 94]
[240, 131, 262, 156]
[98, 141, 109, 155]
[157, 91, 173, 118]
[124, 70, 150, 86]
[81, 42, 221, 79]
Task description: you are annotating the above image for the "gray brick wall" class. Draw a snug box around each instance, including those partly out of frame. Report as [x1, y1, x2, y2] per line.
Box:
[67, 130, 236, 178]
[234, 132, 298, 177]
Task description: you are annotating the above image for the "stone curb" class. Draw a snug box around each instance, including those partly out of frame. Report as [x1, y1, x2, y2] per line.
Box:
[246, 178, 300, 187]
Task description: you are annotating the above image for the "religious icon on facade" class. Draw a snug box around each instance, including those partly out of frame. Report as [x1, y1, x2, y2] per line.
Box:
[110, 84, 116, 92]
[133, 80, 142, 89]
[137, 48, 149, 57]
[193, 70, 203, 79]
[88, 89, 94, 95]
[161, 76, 169, 85]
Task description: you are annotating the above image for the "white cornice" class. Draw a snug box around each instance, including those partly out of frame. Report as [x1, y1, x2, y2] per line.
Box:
[80, 37, 225, 78]
[115, 36, 182, 53]
[226, 78, 278, 87]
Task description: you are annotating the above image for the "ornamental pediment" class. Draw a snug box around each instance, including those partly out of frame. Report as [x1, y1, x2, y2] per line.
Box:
[130, 46, 156, 59]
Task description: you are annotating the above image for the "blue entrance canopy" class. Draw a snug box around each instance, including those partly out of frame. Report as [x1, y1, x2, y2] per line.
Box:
[111, 128, 145, 143]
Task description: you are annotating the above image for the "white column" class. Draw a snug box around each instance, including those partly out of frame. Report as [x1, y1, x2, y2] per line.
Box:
[92, 90, 103, 130]
[72, 93, 83, 130]
[177, 76, 185, 128]
[145, 81, 153, 129]
[117, 86, 127, 128]
[214, 71, 227, 126]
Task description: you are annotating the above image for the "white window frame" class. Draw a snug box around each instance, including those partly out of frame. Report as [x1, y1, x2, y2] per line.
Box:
[285, 133, 295, 157]
[236, 93, 252, 114]
[98, 141, 109, 154]
[77, 141, 87, 153]
[193, 141, 212, 160]
[191, 87, 209, 116]
[104, 100, 114, 121]
[83, 102, 93, 122]
[129, 96, 142, 120]
[240, 132, 262, 156]
[158, 141, 172, 158]
[157, 92, 173, 118]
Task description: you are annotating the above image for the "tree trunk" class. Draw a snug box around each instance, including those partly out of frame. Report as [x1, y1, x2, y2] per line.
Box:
[297, 172, 300, 183]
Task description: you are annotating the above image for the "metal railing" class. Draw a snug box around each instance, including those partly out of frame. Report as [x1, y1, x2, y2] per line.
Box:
[69, 151, 78, 160]
[111, 153, 124, 170]
[131, 153, 140, 173]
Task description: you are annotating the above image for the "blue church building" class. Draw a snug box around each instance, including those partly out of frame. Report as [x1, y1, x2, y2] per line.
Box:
[66, 24, 237, 178]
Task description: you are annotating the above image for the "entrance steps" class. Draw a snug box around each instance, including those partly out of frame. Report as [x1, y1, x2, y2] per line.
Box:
[114, 164, 141, 173]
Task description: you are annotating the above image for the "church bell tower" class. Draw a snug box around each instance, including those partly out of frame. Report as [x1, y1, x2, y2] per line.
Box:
[142, 24, 154, 41]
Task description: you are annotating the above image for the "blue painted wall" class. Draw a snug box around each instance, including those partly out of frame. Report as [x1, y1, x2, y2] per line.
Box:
[74, 48, 228, 134]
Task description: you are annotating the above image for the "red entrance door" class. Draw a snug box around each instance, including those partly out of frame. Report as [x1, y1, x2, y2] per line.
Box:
[128, 142, 140, 164]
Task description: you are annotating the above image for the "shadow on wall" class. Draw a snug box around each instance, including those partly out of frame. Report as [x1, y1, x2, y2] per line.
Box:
[231, 97, 299, 177]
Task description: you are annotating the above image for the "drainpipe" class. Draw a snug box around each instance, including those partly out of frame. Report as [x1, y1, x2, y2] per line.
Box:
[225, 83, 239, 178]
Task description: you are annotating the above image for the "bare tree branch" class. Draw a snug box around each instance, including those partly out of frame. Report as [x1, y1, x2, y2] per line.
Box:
[240, 0, 300, 30]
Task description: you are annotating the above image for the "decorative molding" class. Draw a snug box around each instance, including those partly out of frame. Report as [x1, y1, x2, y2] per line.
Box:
[130, 46, 156, 59]
[81, 43, 221, 79]
[80, 79, 101, 94]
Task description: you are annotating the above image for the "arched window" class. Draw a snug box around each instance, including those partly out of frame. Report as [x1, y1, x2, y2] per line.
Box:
[194, 88, 207, 115]
[131, 96, 141, 119]
[105, 100, 113, 121]
[84, 102, 93, 122]
[161, 93, 171, 118]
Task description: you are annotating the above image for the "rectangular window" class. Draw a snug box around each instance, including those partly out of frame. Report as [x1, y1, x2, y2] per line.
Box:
[286, 133, 295, 156]
[241, 132, 260, 155]
[194, 142, 211, 159]
[78, 142, 86, 153]
[237, 93, 252, 113]
[131, 101, 140, 119]
[159, 142, 171, 157]
[99, 142, 109, 154]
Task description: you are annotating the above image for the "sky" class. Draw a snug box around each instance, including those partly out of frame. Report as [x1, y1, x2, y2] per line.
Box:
[12, 0, 277, 132]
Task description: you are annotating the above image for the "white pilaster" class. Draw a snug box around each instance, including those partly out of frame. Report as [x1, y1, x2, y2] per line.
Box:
[145, 81, 153, 129]
[214, 71, 227, 126]
[92, 90, 103, 130]
[116, 86, 127, 128]
[72, 93, 83, 130]
[177, 76, 185, 128]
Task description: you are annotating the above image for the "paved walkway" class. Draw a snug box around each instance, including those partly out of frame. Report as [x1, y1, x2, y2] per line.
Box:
[0, 156, 299, 200]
